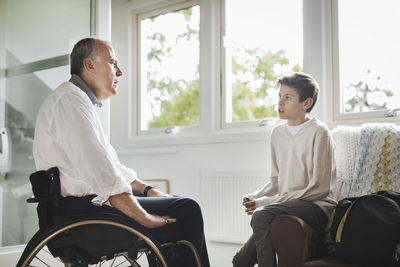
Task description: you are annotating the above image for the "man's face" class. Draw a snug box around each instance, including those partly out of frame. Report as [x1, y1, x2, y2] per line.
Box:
[91, 41, 122, 101]
[278, 84, 308, 125]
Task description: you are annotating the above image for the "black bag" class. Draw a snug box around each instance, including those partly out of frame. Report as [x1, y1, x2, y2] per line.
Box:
[330, 191, 400, 266]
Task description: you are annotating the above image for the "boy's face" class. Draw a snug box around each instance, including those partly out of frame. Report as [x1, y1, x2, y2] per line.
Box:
[278, 84, 311, 125]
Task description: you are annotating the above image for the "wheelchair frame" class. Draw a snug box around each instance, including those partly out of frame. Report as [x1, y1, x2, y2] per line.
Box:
[16, 167, 202, 267]
[18, 215, 170, 266]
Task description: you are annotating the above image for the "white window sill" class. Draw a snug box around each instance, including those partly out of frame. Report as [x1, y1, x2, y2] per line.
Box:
[330, 114, 400, 128]
[0, 244, 25, 255]
[115, 125, 274, 152]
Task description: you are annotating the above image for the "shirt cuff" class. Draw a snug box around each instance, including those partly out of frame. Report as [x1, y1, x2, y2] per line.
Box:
[110, 178, 132, 196]
[245, 192, 258, 201]
[91, 195, 110, 206]
[92, 179, 132, 207]
[120, 165, 138, 185]
[254, 196, 272, 208]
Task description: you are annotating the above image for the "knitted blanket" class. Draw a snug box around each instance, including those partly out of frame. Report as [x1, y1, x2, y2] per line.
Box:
[331, 126, 361, 200]
[348, 123, 400, 197]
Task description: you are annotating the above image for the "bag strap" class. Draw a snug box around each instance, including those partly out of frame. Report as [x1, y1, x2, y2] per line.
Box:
[335, 200, 357, 242]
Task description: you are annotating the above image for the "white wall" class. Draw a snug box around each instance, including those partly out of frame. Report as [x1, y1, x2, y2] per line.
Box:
[118, 141, 269, 198]
[0, 246, 24, 266]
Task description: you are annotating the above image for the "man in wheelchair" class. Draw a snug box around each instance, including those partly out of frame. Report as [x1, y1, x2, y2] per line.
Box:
[18, 38, 210, 267]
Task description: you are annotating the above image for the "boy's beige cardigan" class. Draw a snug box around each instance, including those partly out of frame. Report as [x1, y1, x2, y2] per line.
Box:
[246, 118, 337, 218]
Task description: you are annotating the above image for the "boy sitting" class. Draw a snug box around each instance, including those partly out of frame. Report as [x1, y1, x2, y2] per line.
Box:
[232, 72, 337, 267]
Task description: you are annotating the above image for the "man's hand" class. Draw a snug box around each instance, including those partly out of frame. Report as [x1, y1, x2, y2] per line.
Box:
[142, 213, 177, 228]
[109, 193, 176, 228]
[242, 197, 256, 215]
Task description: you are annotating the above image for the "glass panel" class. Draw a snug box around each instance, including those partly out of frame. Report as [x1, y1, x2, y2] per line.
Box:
[0, 0, 91, 248]
[140, 5, 200, 130]
[338, 0, 400, 113]
[4, 0, 91, 67]
[0, 66, 69, 247]
[224, 0, 303, 123]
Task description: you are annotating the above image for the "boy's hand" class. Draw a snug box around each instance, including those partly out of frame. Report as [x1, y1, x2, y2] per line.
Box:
[242, 197, 256, 215]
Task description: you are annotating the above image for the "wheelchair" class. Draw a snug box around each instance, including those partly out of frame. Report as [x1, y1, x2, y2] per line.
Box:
[16, 167, 202, 267]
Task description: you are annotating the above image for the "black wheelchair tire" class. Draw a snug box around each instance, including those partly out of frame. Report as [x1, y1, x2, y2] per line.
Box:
[17, 215, 167, 267]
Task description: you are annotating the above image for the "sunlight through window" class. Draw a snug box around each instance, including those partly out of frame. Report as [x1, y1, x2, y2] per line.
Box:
[140, 5, 200, 130]
[223, 0, 303, 123]
[338, 0, 400, 113]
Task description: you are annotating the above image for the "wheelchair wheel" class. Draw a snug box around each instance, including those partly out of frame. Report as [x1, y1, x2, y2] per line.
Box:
[161, 240, 203, 267]
[18, 217, 167, 267]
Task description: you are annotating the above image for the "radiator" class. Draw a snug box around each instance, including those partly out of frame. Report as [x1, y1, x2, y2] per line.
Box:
[200, 172, 268, 244]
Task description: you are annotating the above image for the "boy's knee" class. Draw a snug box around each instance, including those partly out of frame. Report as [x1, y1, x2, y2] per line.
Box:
[232, 252, 253, 267]
[250, 209, 275, 230]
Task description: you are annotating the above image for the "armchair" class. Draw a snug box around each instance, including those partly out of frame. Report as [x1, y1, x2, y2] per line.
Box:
[270, 215, 358, 267]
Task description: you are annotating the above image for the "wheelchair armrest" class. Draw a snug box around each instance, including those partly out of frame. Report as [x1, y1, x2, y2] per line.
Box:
[27, 196, 57, 203]
[270, 215, 319, 267]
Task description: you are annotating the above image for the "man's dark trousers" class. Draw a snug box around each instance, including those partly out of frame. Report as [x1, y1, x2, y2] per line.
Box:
[59, 195, 210, 267]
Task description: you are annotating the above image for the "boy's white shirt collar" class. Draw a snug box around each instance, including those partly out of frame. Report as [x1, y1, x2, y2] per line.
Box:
[286, 118, 313, 136]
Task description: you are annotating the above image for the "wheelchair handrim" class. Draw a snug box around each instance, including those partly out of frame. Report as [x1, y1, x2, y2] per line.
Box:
[161, 240, 202, 267]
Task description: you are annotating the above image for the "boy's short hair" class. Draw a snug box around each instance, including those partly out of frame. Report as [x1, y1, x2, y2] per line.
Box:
[277, 72, 319, 113]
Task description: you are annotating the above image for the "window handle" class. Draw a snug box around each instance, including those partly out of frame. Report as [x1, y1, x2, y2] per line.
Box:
[257, 118, 273, 127]
[384, 108, 400, 117]
[164, 126, 176, 134]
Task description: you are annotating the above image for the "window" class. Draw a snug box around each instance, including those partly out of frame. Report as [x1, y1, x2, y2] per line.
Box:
[333, 0, 400, 120]
[222, 0, 303, 127]
[138, 3, 200, 134]
[115, 0, 399, 147]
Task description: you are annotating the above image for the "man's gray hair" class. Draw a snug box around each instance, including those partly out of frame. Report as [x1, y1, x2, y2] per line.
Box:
[70, 38, 98, 76]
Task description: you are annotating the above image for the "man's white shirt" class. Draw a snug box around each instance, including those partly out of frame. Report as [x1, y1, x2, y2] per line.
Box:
[33, 77, 137, 205]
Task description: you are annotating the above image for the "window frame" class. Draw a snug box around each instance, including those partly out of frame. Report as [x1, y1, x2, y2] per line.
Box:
[220, 0, 304, 130]
[135, 0, 202, 137]
[112, 0, 400, 150]
[117, 0, 319, 148]
[331, 0, 400, 124]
